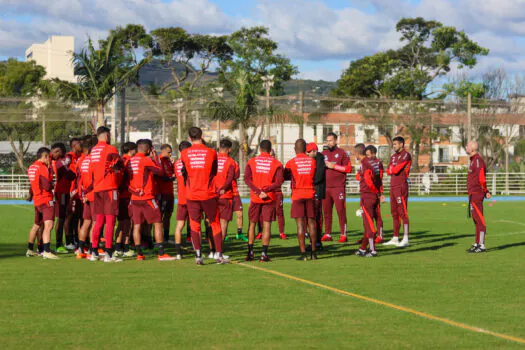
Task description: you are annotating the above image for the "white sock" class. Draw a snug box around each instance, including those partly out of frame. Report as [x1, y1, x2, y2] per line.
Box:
[369, 238, 375, 252]
[479, 231, 485, 246]
[403, 224, 409, 240]
[379, 227, 383, 238]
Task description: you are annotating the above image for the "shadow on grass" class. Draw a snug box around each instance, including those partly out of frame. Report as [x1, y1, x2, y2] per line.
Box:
[487, 241, 525, 252]
[0, 243, 26, 259]
[379, 242, 456, 256]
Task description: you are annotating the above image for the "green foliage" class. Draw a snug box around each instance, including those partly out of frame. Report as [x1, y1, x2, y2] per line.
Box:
[219, 26, 298, 96]
[0, 59, 46, 97]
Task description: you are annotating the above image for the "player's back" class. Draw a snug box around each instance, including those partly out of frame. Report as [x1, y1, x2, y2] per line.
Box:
[89, 141, 120, 192]
[28, 161, 53, 205]
[247, 152, 282, 203]
[128, 153, 159, 200]
[286, 153, 316, 200]
[180, 144, 217, 201]
[216, 154, 236, 199]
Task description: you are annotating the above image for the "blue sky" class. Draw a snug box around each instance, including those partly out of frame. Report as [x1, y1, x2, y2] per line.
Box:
[1, 0, 524, 81]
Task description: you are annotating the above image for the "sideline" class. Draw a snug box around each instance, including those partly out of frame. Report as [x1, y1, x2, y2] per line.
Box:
[236, 262, 525, 345]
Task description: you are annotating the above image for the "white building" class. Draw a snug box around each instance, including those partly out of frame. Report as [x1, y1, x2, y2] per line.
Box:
[25, 36, 76, 83]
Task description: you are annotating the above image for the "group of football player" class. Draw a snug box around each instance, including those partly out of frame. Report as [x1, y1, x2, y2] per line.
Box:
[25, 124, 490, 263]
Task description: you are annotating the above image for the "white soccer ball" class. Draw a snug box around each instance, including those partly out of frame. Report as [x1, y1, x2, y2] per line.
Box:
[355, 208, 363, 217]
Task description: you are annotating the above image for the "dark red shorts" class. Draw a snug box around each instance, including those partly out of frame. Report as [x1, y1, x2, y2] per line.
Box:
[117, 197, 131, 221]
[82, 201, 96, 221]
[34, 202, 55, 225]
[390, 184, 409, 218]
[94, 190, 119, 216]
[176, 204, 188, 221]
[248, 202, 275, 223]
[66, 195, 82, 217]
[158, 194, 174, 214]
[218, 198, 233, 221]
[131, 199, 162, 225]
[186, 198, 219, 223]
[54, 193, 70, 219]
[232, 196, 243, 212]
[291, 198, 315, 218]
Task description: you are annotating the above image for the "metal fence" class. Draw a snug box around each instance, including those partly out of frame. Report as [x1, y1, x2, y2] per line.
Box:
[2, 173, 524, 199]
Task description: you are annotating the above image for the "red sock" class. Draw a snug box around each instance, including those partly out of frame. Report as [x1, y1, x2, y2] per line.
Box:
[92, 214, 105, 250]
[104, 215, 116, 249]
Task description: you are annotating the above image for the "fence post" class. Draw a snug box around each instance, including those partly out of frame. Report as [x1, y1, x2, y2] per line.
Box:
[455, 174, 458, 195]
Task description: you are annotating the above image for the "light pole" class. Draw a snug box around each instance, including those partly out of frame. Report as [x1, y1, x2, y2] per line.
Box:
[212, 87, 224, 148]
[262, 75, 275, 139]
[174, 98, 184, 144]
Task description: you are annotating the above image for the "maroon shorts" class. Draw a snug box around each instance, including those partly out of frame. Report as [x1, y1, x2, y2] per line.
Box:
[94, 190, 119, 216]
[176, 204, 188, 221]
[54, 193, 70, 219]
[34, 202, 55, 225]
[118, 197, 131, 221]
[66, 195, 82, 217]
[82, 201, 96, 221]
[158, 194, 174, 214]
[291, 198, 315, 219]
[390, 184, 409, 219]
[232, 196, 243, 212]
[218, 198, 233, 221]
[131, 199, 162, 225]
[186, 198, 219, 223]
[248, 202, 275, 223]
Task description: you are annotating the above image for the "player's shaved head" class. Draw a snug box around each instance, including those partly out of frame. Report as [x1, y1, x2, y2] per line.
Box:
[466, 140, 479, 155]
[136, 139, 151, 153]
[294, 139, 306, 154]
[260, 140, 272, 153]
[354, 143, 366, 156]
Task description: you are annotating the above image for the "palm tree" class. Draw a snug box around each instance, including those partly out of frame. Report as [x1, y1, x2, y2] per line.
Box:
[55, 35, 147, 127]
[208, 69, 259, 172]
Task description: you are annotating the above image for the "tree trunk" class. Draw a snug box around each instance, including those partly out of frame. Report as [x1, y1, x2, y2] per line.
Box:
[8, 136, 27, 172]
[97, 102, 105, 127]
[239, 123, 246, 176]
[412, 140, 420, 172]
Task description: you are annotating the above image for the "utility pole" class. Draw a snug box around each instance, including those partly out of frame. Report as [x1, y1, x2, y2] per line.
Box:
[120, 88, 126, 146]
[467, 91, 472, 143]
[298, 90, 304, 139]
[262, 75, 274, 139]
[126, 104, 130, 142]
[42, 113, 46, 147]
[280, 121, 284, 164]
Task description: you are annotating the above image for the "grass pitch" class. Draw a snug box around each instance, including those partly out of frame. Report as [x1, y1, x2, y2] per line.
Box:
[1, 200, 524, 349]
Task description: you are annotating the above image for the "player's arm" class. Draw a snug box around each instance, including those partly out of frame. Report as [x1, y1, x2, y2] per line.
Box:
[219, 164, 235, 193]
[329, 153, 352, 173]
[244, 163, 261, 194]
[234, 164, 240, 181]
[209, 151, 218, 186]
[107, 150, 123, 174]
[264, 166, 284, 192]
[364, 168, 379, 194]
[284, 162, 292, 181]
[479, 160, 490, 197]
[387, 159, 410, 176]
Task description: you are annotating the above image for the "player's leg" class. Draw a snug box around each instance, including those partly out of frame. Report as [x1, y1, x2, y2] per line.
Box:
[295, 217, 307, 260]
[64, 198, 75, 250]
[41, 218, 58, 259]
[54, 193, 67, 253]
[133, 223, 144, 260]
[333, 188, 348, 242]
[470, 194, 486, 253]
[276, 193, 286, 239]
[26, 221, 40, 257]
[384, 190, 400, 245]
[321, 189, 334, 241]
[186, 200, 204, 264]
[360, 195, 378, 257]
[77, 205, 91, 259]
[260, 203, 275, 262]
[204, 198, 228, 263]
[246, 203, 258, 261]
[397, 185, 410, 247]
[174, 219, 185, 258]
[375, 203, 384, 243]
[307, 217, 317, 259]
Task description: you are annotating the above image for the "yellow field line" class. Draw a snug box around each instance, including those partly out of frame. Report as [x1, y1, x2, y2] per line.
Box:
[236, 262, 525, 345]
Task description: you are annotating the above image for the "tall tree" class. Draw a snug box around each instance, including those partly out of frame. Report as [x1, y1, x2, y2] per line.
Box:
[0, 59, 46, 172]
[333, 17, 489, 170]
[54, 35, 147, 126]
[218, 26, 298, 159]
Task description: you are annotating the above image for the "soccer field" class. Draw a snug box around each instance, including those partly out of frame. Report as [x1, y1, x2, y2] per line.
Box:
[1, 201, 525, 349]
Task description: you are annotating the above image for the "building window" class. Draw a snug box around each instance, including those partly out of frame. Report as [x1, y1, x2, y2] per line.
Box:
[364, 128, 375, 142]
[438, 147, 450, 163]
[435, 166, 448, 173]
[322, 125, 333, 140]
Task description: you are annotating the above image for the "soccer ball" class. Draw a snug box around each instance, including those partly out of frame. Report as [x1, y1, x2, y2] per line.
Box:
[355, 208, 363, 217]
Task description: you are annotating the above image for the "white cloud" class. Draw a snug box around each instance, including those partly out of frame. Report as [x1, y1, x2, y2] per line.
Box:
[1, 0, 524, 81]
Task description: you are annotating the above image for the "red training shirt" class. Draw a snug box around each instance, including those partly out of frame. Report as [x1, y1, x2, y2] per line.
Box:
[156, 156, 175, 196]
[387, 149, 411, 188]
[180, 144, 218, 201]
[244, 152, 284, 204]
[467, 153, 488, 195]
[128, 153, 164, 201]
[174, 159, 187, 205]
[216, 153, 237, 199]
[285, 153, 316, 200]
[28, 160, 53, 206]
[88, 141, 121, 193]
[322, 146, 352, 189]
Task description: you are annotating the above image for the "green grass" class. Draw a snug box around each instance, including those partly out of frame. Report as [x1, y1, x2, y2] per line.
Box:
[1, 201, 525, 349]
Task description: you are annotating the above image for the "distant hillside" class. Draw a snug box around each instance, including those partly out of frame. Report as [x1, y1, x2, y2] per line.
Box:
[137, 59, 336, 95]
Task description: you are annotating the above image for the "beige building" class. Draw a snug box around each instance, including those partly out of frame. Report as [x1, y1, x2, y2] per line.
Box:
[25, 36, 76, 82]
